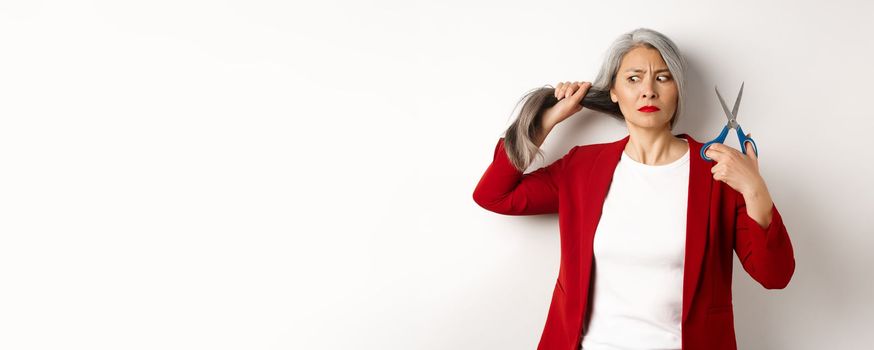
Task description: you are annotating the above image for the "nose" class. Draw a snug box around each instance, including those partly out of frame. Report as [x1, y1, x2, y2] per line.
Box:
[642, 78, 658, 99]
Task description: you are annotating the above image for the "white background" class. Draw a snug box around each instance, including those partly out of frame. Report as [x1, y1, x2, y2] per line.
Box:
[1, 1, 872, 349]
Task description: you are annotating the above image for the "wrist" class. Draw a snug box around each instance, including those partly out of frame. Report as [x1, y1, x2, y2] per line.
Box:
[742, 185, 774, 212]
[539, 113, 557, 131]
[742, 177, 768, 198]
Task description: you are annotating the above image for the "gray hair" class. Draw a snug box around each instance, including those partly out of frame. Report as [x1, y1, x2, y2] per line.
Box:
[502, 27, 688, 172]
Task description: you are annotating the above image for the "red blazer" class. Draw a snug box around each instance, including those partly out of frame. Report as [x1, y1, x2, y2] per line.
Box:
[472, 133, 795, 350]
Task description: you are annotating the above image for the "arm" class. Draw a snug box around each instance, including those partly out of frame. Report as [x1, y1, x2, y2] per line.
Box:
[473, 81, 590, 215]
[472, 137, 575, 216]
[733, 190, 796, 289]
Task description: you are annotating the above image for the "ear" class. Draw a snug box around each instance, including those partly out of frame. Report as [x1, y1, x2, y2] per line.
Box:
[610, 88, 618, 103]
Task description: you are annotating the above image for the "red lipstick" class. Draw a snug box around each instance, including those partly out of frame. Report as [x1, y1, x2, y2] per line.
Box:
[638, 105, 660, 112]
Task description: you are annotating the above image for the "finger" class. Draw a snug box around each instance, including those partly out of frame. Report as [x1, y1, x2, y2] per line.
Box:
[712, 171, 723, 182]
[745, 141, 757, 160]
[571, 81, 592, 101]
[710, 163, 720, 174]
[555, 82, 564, 99]
[713, 142, 737, 155]
[744, 133, 757, 160]
[710, 163, 727, 180]
[565, 82, 575, 99]
[711, 142, 743, 159]
[710, 166, 723, 181]
[571, 81, 591, 102]
[704, 144, 724, 161]
[560, 81, 572, 99]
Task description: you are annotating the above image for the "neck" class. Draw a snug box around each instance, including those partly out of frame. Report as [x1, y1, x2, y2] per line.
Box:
[624, 126, 688, 165]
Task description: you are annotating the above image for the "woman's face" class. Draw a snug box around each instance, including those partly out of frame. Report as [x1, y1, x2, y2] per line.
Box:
[610, 46, 679, 130]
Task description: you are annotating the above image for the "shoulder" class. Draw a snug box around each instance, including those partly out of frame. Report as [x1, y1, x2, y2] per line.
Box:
[560, 138, 623, 168]
[571, 135, 630, 155]
[571, 141, 614, 156]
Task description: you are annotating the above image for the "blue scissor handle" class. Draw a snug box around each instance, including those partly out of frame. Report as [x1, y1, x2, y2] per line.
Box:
[700, 125, 730, 161]
[700, 124, 759, 161]
[735, 125, 758, 157]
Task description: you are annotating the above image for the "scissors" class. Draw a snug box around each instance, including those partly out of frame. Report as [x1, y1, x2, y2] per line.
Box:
[700, 81, 759, 161]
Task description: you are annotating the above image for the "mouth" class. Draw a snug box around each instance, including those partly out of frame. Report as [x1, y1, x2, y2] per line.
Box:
[638, 106, 660, 113]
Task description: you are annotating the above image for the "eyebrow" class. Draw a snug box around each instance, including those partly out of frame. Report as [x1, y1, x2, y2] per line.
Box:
[624, 68, 671, 74]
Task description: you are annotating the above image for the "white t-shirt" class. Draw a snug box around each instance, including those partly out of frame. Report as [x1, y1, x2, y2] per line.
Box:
[581, 140, 690, 350]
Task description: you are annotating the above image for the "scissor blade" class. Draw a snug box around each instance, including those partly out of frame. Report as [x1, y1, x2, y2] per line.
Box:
[714, 85, 735, 122]
[731, 81, 744, 118]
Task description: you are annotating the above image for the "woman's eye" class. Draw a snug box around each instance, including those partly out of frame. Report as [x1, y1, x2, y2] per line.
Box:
[627, 75, 672, 82]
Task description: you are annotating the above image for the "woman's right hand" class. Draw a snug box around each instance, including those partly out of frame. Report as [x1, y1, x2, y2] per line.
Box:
[541, 81, 592, 129]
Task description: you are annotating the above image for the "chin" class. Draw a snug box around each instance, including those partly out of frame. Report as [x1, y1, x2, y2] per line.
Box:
[630, 115, 670, 129]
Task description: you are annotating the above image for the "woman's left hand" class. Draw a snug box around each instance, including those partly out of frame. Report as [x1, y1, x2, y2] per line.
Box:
[705, 134, 774, 229]
[704, 134, 765, 196]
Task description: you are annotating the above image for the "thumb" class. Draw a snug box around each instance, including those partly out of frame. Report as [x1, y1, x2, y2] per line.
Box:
[745, 133, 757, 159]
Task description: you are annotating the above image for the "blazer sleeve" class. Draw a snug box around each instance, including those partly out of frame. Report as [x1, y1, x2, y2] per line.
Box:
[472, 137, 575, 215]
[733, 191, 797, 289]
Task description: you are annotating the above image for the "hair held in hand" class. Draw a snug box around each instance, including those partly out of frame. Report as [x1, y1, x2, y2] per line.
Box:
[502, 28, 688, 172]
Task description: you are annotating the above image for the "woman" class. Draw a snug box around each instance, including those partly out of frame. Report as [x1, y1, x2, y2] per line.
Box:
[472, 28, 795, 350]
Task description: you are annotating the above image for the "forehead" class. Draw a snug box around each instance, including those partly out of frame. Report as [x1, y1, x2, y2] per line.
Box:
[619, 47, 669, 72]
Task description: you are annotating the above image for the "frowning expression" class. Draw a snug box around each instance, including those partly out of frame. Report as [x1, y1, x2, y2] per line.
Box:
[610, 46, 679, 129]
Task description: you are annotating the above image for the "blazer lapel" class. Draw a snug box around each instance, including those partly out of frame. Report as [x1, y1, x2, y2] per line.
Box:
[680, 133, 711, 323]
[583, 133, 710, 325]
